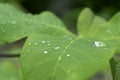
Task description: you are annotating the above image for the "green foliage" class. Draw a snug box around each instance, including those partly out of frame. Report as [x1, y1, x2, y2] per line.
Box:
[110, 58, 120, 80]
[0, 62, 22, 80]
[0, 3, 120, 80]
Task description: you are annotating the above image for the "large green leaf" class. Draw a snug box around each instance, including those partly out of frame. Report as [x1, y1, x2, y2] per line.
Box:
[0, 4, 68, 43]
[77, 8, 107, 37]
[21, 32, 115, 80]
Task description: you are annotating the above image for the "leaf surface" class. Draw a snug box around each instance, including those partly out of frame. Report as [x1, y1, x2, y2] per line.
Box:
[0, 4, 68, 44]
[93, 13, 120, 53]
[21, 32, 115, 80]
[77, 8, 107, 37]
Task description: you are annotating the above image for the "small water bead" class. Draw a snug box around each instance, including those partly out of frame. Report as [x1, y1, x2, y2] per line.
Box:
[34, 42, 38, 46]
[41, 40, 46, 44]
[58, 56, 62, 61]
[54, 46, 60, 50]
[44, 50, 48, 54]
[66, 54, 70, 57]
[47, 41, 51, 46]
[94, 41, 106, 47]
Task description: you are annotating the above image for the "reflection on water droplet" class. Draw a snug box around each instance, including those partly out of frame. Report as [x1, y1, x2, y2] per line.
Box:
[41, 41, 46, 44]
[58, 57, 61, 61]
[94, 41, 106, 47]
[66, 54, 70, 57]
[47, 41, 51, 45]
[44, 50, 48, 54]
[34, 42, 38, 46]
[54, 46, 60, 50]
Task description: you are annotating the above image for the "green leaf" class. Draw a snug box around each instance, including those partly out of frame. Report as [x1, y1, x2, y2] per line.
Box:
[77, 8, 106, 37]
[0, 61, 22, 80]
[93, 13, 120, 53]
[21, 32, 115, 80]
[0, 4, 69, 44]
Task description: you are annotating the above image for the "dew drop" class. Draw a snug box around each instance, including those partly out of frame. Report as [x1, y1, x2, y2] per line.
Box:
[58, 57, 61, 61]
[93, 41, 106, 47]
[47, 43, 51, 46]
[54, 46, 60, 50]
[44, 50, 48, 54]
[34, 42, 38, 46]
[41, 40, 46, 44]
[66, 54, 70, 57]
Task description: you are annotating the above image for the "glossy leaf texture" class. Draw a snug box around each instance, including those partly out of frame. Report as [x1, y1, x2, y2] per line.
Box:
[0, 62, 22, 80]
[21, 32, 115, 80]
[77, 8, 107, 37]
[0, 3, 67, 44]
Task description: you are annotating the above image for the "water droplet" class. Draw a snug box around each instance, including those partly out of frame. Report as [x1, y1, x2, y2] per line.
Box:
[93, 41, 106, 47]
[34, 42, 38, 46]
[44, 50, 48, 54]
[54, 46, 60, 50]
[58, 57, 61, 61]
[66, 54, 70, 57]
[28, 42, 32, 46]
[47, 41, 51, 45]
[47, 43, 51, 46]
[41, 40, 46, 44]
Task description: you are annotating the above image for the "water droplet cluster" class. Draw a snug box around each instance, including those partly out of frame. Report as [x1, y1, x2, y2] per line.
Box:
[93, 41, 106, 47]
